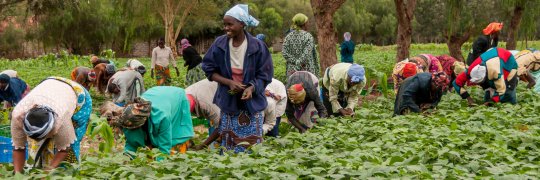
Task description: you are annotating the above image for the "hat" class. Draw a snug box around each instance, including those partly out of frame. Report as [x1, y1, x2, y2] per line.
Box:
[287, 83, 306, 104]
[0, 74, 9, 83]
[483, 22, 503, 35]
[402, 63, 417, 78]
[187, 94, 195, 113]
[470, 65, 487, 84]
[88, 71, 97, 81]
[348, 64, 365, 83]
[115, 97, 151, 129]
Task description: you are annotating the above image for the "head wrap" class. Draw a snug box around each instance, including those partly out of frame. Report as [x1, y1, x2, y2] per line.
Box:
[23, 105, 56, 140]
[402, 63, 417, 78]
[136, 66, 147, 75]
[348, 64, 365, 83]
[483, 22, 503, 35]
[180, 38, 191, 51]
[256, 34, 266, 41]
[470, 65, 487, 84]
[0, 74, 10, 83]
[187, 94, 196, 113]
[225, 4, 259, 27]
[90, 56, 99, 64]
[291, 13, 308, 30]
[344, 32, 351, 41]
[105, 64, 116, 75]
[431, 72, 450, 92]
[87, 71, 97, 81]
[287, 83, 306, 104]
[114, 97, 151, 129]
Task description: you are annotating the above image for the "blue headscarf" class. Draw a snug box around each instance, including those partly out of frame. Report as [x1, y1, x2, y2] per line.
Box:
[225, 4, 259, 27]
[256, 34, 266, 41]
[348, 64, 365, 83]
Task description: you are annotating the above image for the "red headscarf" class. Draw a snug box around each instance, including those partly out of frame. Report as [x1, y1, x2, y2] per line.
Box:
[402, 63, 417, 78]
[483, 22, 503, 35]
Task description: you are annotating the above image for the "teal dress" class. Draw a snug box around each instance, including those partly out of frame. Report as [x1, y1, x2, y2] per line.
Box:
[123, 86, 194, 155]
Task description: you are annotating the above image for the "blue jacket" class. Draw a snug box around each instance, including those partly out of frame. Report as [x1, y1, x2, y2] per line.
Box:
[0, 78, 27, 106]
[202, 32, 274, 114]
[340, 40, 355, 63]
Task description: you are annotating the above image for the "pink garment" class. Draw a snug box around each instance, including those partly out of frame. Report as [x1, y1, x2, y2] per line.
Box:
[232, 68, 244, 83]
[421, 54, 443, 73]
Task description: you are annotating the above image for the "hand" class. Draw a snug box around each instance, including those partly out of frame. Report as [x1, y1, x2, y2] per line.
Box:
[339, 108, 352, 116]
[150, 69, 154, 79]
[483, 101, 494, 107]
[344, 108, 354, 115]
[527, 82, 536, 89]
[192, 144, 206, 151]
[319, 111, 328, 118]
[227, 81, 246, 94]
[241, 86, 254, 100]
[420, 103, 432, 111]
[466, 97, 477, 107]
[175, 67, 180, 77]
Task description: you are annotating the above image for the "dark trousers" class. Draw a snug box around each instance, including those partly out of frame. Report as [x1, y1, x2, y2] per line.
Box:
[321, 86, 347, 117]
[266, 117, 281, 137]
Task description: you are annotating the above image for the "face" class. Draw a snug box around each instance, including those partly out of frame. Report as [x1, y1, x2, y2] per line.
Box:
[0, 82, 7, 90]
[158, 40, 165, 48]
[347, 76, 360, 86]
[223, 16, 244, 38]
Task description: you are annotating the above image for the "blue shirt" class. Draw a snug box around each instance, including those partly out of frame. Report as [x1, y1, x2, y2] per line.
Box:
[0, 78, 27, 106]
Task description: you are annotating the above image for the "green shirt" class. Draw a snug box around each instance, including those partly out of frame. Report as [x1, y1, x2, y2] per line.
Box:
[322, 63, 366, 113]
[124, 86, 194, 155]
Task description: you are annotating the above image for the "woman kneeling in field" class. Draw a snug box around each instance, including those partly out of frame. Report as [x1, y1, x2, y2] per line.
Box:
[394, 72, 449, 116]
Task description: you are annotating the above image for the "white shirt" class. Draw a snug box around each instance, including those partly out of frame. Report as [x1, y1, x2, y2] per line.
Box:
[151, 46, 177, 69]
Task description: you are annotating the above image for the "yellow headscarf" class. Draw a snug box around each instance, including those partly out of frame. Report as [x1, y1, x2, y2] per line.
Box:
[287, 84, 306, 104]
[291, 13, 308, 31]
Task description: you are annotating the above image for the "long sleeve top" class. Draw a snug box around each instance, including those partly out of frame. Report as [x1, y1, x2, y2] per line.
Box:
[393, 73, 443, 115]
[283, 30, 320, 77]
[340, 40, 355, 63]
[151, 46, 177, 69]
[108, 70, 145, 104]
[202, 31, 274, 114]
[515, 50, 540, 76]
[285, 71, 327, 121]
[185, 79, 221, 128]
[322, 63, 366, 113]
[0, 77, 27, 106]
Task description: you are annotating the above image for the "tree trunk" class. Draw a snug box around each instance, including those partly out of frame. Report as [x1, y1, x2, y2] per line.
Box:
[394, 0, 416, 62]
[311, 0, 346, 76]
[506, 6, 524, 50]
[446, 29, 472, 62]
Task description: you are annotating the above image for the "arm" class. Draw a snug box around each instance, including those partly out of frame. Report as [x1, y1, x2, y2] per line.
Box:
[284, 101, 307, 133]
[304, 80, 327, 117]
[46, 149, 70, 170]
[262, 100, 276, 134]
[345, 79, 365, 111]
[156, 118, 172, 155]
[328, 74, 343, 113]
[151, 49, 157, 69]
[13, 149, 25, 173]
[169, 48, 177, 68]
[453, 72, 470, 99]
[197, 130, 219, 148]
[248, 44, 274, 96]
[115, 82, 127, 104]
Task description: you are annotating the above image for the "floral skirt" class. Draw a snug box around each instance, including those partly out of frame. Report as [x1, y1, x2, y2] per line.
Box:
[219, 111, 264, 153]
[186, 64, 205, 86]
[155, 65, 171, 86]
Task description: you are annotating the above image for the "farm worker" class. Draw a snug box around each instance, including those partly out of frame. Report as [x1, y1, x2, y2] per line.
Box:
[201, 4, 273, 153]
[393, 72, 449, 116]
[321, 63, 366, 117]
[285, 71, 327, 133]
[11, 77, 92, 173]
[151, 38, 179, 86]
[1, 69, 18, 78]
[0, 74, 30, 108]
[408, 54, 444, 73]
[340, 32, 355, 63]
[70, 66, 96, 90]
[392, 61, 422, 93]
[106, 69, 145, 106]
[513, 49, 540, 89]
[263, 78, 287, 137]
[435, 55, 466, 89]
[126, 59, 146, 76]
[100, 86, 193, 156]
[255, 34, 268, 46]
[93, 63, 116, 94]
[453, 48, 518, 106]
[466, 22, 503, 65]
[180, 38, 205, 86]
[90, 55, 112, 68]
[283, 13, 320, 77]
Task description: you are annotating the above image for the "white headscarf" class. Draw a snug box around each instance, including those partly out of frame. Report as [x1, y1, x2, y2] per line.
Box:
[225, 4, 259, 27]
[344, 32, 351, 41]
[470, 65, 487, 84]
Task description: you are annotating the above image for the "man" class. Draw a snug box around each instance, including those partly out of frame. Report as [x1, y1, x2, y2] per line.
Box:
[0, 74, 29, 108]
[454, 48, 518, 105]
[107, 69, 145, 106]
[151, 38, 179, 86]
[321, 63, 366, 117]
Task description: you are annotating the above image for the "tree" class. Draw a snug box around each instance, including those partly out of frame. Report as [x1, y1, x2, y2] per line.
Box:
[310, 0, 346, 76]
[154, 0, 197, 56]
[504, 0, 540, 50]
[394, 0, 416, 62]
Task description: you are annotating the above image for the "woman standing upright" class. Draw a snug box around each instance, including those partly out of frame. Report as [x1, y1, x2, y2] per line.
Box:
[340, 32, 355, 63]
[202, 4, 273, 153]
[151, 38, 179, 86]
[180, 38, 205, 86]
[282, 13, 320, 77]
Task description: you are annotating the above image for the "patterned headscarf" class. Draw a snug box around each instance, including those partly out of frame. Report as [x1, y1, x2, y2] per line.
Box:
[114, 97, 151, 129]
[291, 13, 308, 30]
[225, 4, 259, 27]
[483, 22, 503, 35]
[23, 105, 56, 140]
[287, 83, 306, 104]
[344, 32, 351, 41]
[87, 71, 97, 81]
[431, 72, 450, 92]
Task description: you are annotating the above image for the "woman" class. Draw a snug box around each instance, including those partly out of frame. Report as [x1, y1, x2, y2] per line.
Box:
[181, 38, 205, 86]
[393, 72, 449, 116]
[340, 32, 355, 63]
[11, 77, 92, 172]
[1, 69, 18, 78]
[90, 55, 111, 68]
[0, 74, 30, 108]
[126, 59, 146, 76]
[107, 69, 145, 106]
[453, 48, 518, 105]
[263, 78, 287, 137]
[201, 4, 273, 153]
[186, 79, 221, 133]
[435, 55, 466, 90]
[321, 63, 366, 117]
[408, 54, 443, 73]
[514, 49, 540, 89]
[285, 71, 327, 133]
[151, 38, 179, 86]
[466, 22, 503, 65]
[70, 66, 96, 90]
[282, 13, 319, 77]
[100, 86, 193, 155]
[93, 63, 115, 94]
[392, 61, 422, 93]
